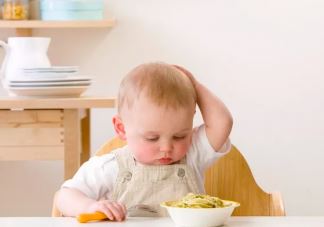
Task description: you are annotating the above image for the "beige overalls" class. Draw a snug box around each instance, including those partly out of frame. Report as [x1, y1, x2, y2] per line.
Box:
[111, 148, 201, 217]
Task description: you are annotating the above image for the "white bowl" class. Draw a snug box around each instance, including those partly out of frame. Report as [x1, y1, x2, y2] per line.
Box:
[161, 200, 240, 227]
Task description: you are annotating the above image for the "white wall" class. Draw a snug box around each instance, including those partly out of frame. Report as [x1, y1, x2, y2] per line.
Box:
[1, 0, 323, 216]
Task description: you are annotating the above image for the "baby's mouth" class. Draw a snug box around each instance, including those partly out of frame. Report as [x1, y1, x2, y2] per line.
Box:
[158, 157, 172, 164]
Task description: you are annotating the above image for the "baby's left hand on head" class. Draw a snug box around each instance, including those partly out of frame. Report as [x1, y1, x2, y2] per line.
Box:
[172, 65, 197, 84]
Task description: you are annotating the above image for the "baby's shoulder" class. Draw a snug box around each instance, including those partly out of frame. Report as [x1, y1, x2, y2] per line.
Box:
[95, 152, 116, 165]
[93, 146, 130, 170]
[86, 148, 122, 169]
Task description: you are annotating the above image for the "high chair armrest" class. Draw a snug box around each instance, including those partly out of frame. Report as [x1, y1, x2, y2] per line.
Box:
[270, 191, 285, 216]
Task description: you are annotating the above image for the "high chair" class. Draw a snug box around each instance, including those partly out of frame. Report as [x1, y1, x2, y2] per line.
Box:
[52, 137, 285, 216]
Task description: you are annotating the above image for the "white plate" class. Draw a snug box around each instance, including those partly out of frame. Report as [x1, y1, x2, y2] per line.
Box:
[8, 76, 92, 83]
[20, 72, 80, 78]
[22, 66, 79, 72]
[8, 80, 91, 87]
[8, 86, 89, 97]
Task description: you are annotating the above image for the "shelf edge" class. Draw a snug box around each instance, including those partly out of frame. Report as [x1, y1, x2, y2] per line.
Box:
[0, 19, 116, 28]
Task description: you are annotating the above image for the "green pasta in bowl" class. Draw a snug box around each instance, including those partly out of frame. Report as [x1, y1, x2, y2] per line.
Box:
[161, 193, 240, 227]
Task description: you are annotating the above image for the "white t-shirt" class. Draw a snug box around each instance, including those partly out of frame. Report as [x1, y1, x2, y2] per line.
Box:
[62, 125, 231, 200]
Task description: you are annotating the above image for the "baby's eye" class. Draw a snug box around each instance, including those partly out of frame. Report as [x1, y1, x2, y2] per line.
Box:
[145, 137, 159, 142]
[173, 135, 186, 140]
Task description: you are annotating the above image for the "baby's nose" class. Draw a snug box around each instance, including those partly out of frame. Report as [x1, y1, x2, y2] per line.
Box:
[160, 140, 173, 154]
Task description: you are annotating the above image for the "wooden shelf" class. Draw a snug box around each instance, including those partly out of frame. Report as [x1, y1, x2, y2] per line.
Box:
[0, 19, 115, 28]
[0, 19, 116, 36]
[0, 96, 116, 109]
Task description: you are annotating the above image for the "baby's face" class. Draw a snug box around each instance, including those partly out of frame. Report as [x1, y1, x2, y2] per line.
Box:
[121, 95, 195, 165]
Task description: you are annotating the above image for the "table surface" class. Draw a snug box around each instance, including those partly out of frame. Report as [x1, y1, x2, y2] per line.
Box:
[0, 96, 115, 109]
[0, 216, 324, 227]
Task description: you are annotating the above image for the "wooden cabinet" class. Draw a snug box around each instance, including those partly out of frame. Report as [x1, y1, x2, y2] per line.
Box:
[0, 109, 64, 160]
[0, 96, 115, 179]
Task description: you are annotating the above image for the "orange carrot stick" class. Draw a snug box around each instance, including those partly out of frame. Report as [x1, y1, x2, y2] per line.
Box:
[77, 211, 109, 223]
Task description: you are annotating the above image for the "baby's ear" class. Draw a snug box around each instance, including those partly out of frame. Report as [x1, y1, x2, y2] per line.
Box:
[112, 115, 126, 140]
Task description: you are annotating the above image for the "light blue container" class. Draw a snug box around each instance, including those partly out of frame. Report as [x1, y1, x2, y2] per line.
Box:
[40, 0, 104, 20]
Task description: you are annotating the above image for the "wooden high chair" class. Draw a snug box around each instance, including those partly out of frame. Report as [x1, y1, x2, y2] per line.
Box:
[52, 137, 285, 216]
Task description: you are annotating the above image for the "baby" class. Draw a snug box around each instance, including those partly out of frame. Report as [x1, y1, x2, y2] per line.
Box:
[56, 62, 233, 221]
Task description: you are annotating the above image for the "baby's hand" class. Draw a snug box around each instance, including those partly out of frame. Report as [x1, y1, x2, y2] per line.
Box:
[87, 200, 127, 221]
[172, 65, 197, 85]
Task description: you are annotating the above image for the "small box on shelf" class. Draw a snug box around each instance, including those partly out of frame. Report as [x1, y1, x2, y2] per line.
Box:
[40, 0, 104, 21]
[0, 0, 115, 36]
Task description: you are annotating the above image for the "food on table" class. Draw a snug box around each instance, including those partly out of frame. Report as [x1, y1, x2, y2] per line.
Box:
[162, 193, 231, 208]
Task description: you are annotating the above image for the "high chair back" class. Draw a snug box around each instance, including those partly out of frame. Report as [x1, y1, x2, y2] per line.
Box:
[52, 137, 285, 216]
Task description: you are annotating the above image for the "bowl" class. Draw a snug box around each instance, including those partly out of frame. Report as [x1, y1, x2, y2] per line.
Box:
[161, 199, 240, 227]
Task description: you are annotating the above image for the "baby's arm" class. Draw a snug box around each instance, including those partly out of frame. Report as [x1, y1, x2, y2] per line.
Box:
[174, 65, 233, 152]
[56, 187, 126, 221]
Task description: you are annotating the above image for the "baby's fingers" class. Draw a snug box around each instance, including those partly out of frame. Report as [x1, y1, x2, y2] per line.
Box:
[106, 202, 126, 221]
[119, 203, 127, 215]
[114, 202, 127, 219]
[172, 65, 195, 81]
[97, 203, 114, 221]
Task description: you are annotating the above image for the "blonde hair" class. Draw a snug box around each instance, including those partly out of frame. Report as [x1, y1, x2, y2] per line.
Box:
[117, 62, 197, 114]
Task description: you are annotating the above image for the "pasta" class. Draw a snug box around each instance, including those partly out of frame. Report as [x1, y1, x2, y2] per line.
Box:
[163, 193, 230, 208]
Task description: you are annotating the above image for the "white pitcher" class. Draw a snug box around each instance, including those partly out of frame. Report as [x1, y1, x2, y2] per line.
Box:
[0, 37, 51, 82]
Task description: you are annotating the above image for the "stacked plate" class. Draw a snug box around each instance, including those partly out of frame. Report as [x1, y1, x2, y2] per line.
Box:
[5, 66, 92, 97]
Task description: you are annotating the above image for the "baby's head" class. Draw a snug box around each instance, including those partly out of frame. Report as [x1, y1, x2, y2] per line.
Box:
[117, 62, 197, 115]
[113, 62, 197, 165]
